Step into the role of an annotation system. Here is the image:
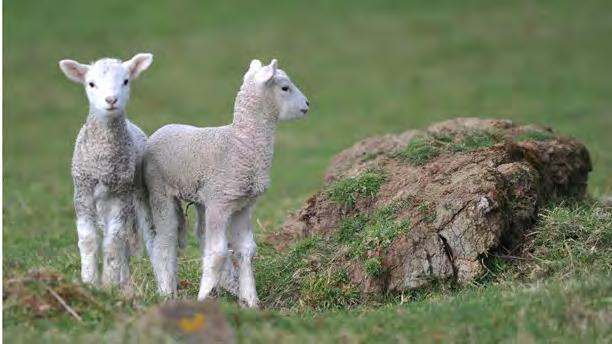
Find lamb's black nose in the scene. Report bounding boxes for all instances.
[306,101,310,106]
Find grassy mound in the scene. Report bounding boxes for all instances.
[256,199,611,312]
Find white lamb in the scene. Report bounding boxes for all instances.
[59,53,155,287]
[144,59,309,307]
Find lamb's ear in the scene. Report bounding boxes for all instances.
[59,59,89,83]
[249,59,262,71]
[124,53,153,79]
[244,59,262,81]
[254,59,277,84]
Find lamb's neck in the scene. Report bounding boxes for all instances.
[232,114,277,168]
[84,111,130,142]
[231,92,278,171]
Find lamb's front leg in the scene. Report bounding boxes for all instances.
[101,195,133,287]
[195,204,239,296]
[74,187,100,285]
[228,205,259,308]
[198,204,231,301]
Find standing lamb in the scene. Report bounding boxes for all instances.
[59,53,155,287]
[144,59,309,307]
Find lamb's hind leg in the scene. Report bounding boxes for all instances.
[196,204,239,296]
[74,187,99,285]
[197,204,231,301]
[149,191,181,296]
[228,205,259,308]
[101,195,133,287]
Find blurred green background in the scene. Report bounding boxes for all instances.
[4,0,612,341]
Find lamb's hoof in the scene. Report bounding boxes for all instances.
[238,297,260,309]
[195,287,220,300]
[81,276,100,286]
[159,293,177,301]
[158,288,178,299]
[101,277,121,290]
[119,282,137,298]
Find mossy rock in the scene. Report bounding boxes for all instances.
[265,118,592,307]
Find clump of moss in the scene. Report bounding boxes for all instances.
[417,202,436,223]
[328,168,387,208]
[377,197,414,218]
[401,136,441,166]
[514,130,554,142]
[449,130,501,153]
[337,216,369,243]
[336,198,413,278]
[400,130,503,166]
[363,258,385,278]
[362,152,381,162]
[353,217,410,258]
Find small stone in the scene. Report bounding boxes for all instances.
[138,299,235,343]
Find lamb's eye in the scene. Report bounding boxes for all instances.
[281,86,290,92]
[123,79,129,86]
[88,82,95,88]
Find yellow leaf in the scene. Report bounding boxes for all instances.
[179,313,206,333]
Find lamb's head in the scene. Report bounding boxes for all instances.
[59,53,153,116]
[243,59,309,121]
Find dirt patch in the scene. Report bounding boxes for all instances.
[266,118,591,296]
[3,269,112,321]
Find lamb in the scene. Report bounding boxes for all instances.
[144,59,310,307]
[59,53,155,287]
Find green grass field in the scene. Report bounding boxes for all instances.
[4,0,612,342]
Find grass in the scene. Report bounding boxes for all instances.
[4,0,612,341]
[298,267,361,310]
[351,214,409,258]
[363,258,385,278]
[338,198,412,259]
[249,200,612,341]
[515,130,555,142]
[401,127,559,166]
[327,168,387,208]
[254,237,322,308]
[230,273,612,343]
[520,200,612,277]
[362,151,382,162]
[401,129,503,165]
[401,136,441,165]
[450,130,502,153]
[476,199,612,287]
[246,197,416,310]
[255,237,362,311]
[417,201,437,223]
